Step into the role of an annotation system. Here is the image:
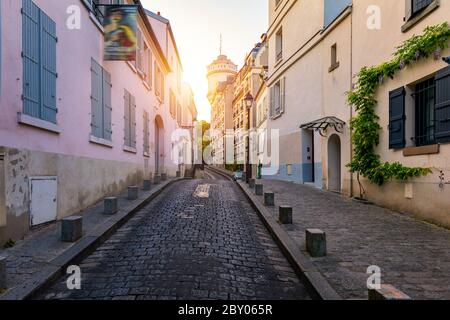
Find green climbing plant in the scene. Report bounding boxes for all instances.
[347,23,450,197]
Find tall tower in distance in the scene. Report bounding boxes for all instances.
[207,37,238,166]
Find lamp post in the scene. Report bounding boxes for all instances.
[244,92,254,183]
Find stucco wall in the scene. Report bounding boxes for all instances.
[0,146,146,243]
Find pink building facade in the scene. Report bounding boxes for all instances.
[0,0,197,242]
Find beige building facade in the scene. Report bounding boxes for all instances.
[266,0,450,227]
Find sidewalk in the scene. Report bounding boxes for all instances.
[0,178,180,299]
[241,179,450,300]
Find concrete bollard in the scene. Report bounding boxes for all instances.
[154,174,161,185]
[143,180,152,191]
[255,184,263,196]
[127,186,139,200]
[279,206,293,224]
[176,171,181,178]
[0,256,6,290]
[104,197,118,215]
[264,192,275,207]
[242,172,247,182]
[248,179,255,189]
[368,284,412,300]
[161,173,167,181]
[61,216,83,242]
[306,229,327,257]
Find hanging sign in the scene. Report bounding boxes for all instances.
[103,5,138,61]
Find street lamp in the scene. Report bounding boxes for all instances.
[244,93,254,183]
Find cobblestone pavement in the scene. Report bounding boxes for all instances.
[36,178,310,300]
[248,179,450,300]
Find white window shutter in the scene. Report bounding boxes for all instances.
[280,77,286,114]
[270,86,275,118]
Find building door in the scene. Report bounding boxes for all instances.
[30,177,57,226]
[155,115,164,173]
[302,130,315,183]
[327,134,341,193]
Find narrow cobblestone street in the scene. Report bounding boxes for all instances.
[36,176,310,300]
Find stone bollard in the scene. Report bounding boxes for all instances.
[264,192,275,207]
[161,173,167,181]
[127,186,139,200]
[248,179,255,189]
[61,216,83,242]
[143,180,152,191]
[306,229,327,257]
[255,184,263,196]
[368,284,412,300]
[154,174,161,185]
[104,197,118,215]
[0,256,6,290]
[242,172,247,182]
[176,171,181,178]
[279,206,293,224]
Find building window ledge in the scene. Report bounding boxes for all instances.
[143,151,150,158]
[402,0,440,33]
[142,80,151,91]
[403,144,440,157]
[127,61,138,74]
[89,12,104,33]
[328,62,340,73]
[89,135,113,148]
[17,113,60,134]
[123,145,137,154]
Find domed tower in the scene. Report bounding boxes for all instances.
[207,55,237,103]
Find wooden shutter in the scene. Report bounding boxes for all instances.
[40,9,57,123]
[280,77,286,114]
[405,0,413,21]
[130,94,137,148]
[22,0,41,119]
[389,87,406,149]
[143,111,149,153]
[435,66,450,143]
[269,86,275,118]
[91,58,103,138]
[124,90,131,146]
[102,69,112,141]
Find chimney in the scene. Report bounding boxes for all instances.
[157,11,161,16]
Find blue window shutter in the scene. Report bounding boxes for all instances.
[435,66,450,143]
[40,10,57,123]
[102,69,112,141]
[22,0,41,119]
[130,95,136,148]
[389,87,406,149]
[91,58,103,138]
[124,90,131,146]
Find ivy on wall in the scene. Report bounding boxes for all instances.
[347,23,450,190]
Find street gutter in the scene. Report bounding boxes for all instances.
[206,166,341,300]
[0,177,186,300]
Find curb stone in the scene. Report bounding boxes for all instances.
[0,178,186,300]
[206,166,341,300]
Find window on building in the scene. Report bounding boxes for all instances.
[414,78,436,147]
[135,28,143,71]
[177,102,182,126]
[89,0,124,25]
[124,90,136,149]
[22,0,57,124]
[411,0,434,15]
[275,28,283,63]
[91,59,112,141]
[143,111,150,155]
[142,42,153,88]
[169,89,176,118]
[270,78,285,118]
[329,43,340,72]
[389,67,450,149]
[154,62,165,102]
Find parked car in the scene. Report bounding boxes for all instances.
[233,171,243,181]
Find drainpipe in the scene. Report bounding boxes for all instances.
[349,9,354,198]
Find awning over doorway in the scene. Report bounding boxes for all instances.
[300,116,346,137]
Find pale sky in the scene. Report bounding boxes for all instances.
[141,0,268,122]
